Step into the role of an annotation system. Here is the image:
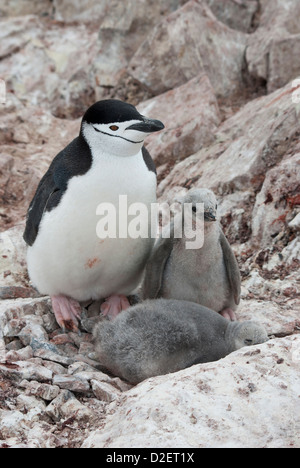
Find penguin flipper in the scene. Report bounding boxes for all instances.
[142,222,175,299]
[23,169,62,247]
[219,230,241,305]
[23,136,91,247]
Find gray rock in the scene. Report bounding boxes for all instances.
[5,346,34,362]
[0,360,52,383]
[158,78,299,198]
[53,374,90,393]
[19,321,49,346]
[91,380,120,403]
[138,74,221,167]
[45,389,94,422]
[251,152,300,247]
[32,344,73,366]
[0,0,53,17]
[128,0,247,97]
[246,0,300,92]
[20,379,61,401]
[67,361,99,375]
[205,0,258,32]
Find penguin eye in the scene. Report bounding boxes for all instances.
[192,206,197,213]
[110,125,119,131]
[244,339,253,345]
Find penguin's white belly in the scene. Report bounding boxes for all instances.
[27,153,156,300]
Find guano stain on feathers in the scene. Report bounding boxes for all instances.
[85,257,101,269]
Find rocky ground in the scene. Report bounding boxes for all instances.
[0,0,299,448]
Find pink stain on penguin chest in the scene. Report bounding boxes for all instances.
[85,257,101,269]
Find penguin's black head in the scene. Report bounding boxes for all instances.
[81,99,164,157]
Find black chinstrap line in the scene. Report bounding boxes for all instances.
[93,126,144,144]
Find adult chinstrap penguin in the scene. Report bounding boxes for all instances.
[24,99,164,331]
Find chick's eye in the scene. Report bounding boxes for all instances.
[110,125,119,131]
[215,204,218,210]
[244,339,253,345]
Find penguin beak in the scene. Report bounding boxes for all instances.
[204,209,217,222]
[126,117,165,133]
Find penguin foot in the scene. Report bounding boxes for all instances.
[100,295,130,320]
[51,295,82,332]
[219,308,237,322]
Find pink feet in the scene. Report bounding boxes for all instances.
[51,295,82,332]
[220,308,237,321]
[100,294,130,320]
[51,294,130,331]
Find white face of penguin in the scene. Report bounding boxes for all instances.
[82,118,163,158]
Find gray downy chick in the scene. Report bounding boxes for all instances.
[93,299,269,384]
[142,188,241,321]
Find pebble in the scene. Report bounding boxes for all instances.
[19,380,61,401]
[53,374,91,393]
[45,390,94,422]
[0,360,53,382]
[91,379,121,402]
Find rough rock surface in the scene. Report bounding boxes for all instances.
[0,95,79,229]
[246,0,300,93]
[138,73,221,168]
[0,0,299,449]
[205,0,259,33]
[128,0,247,98]
[83,336,300,448]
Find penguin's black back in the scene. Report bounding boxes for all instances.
[23,135,92,247]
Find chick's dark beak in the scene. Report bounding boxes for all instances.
[204,209,217,222]
[126,117,164,133]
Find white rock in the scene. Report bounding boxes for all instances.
[159,79,300,197]
[82,336,300,448]
[5,346,33,362]
[281,237,300,264]
[138,74,220,166]
[53,0,109,23]
[20,380,61,401]
[16,394,46,415]
[19,320,49,346]
[53,374,90,393]
[0,224,27,288]
[251,153,300,247]
[46,389,94,422]
[0,334,6,362]
[91,380,121,403]
[205,0,258,32]
[128,0,247,98]
[0,0,53,17]
[0,410,27,439]
[246,0,300,92]
[288,213,300,230]
[237,299,300,336]
[0,360,52,382]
